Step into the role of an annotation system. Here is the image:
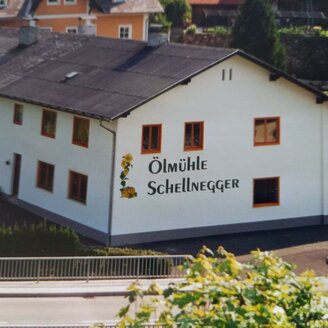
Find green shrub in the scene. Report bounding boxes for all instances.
[117,247,328,327]
[0,222,82,256]
[88,247,166,256]
[204,26,230,34]
[184,24,196,35]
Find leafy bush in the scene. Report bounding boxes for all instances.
[204,26,230,34]
[117,247,328,327]
[0,222,81,256]
[184,24,196,35]
[279,26,328,38]
[88,247,166,257]
[0,222,167,257]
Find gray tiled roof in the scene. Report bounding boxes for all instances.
[0,28,236,119]
[0,28,326,120]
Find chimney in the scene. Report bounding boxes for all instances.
[78,15,97,35]
[148,24,170,47]
[19,17,39,46]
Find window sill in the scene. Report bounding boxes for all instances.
[72,141,89,148]
[253,202,280,208]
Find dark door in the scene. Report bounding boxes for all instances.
[12,153,22,196]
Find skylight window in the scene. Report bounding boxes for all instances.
[65,71,79,80]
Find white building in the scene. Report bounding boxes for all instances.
[0,28,327,245]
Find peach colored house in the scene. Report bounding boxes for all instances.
[0,0,163,41]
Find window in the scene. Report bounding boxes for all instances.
[0,0,7,7]
[119,25,132,39]
[254,117,280,146]
[184,121,204,151]
[64,0,76,4]
[72,117,90,147]
[13,104,23,125]
[40,27,53,32]
[68,171,88,203]
[141,124,161,154]
[37,161,55,192]
[66,27,78,33]
[253,177,279,207]
[41,109,57,138]
[47,0,59,5]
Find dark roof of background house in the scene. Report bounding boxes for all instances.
[0,28,326,120]
[89,0,163,14]
[0,0,162,19]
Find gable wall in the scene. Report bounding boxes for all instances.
[111,55,327,243]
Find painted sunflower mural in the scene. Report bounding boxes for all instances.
[120,153,137,199]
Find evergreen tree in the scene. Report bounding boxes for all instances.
[232,0,286,70]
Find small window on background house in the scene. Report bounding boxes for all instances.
[254,117,280,146]
[37,161,55,192]
[66,27,78,33]
[64,0,76,4]
[68,171,88,203]
[184,121,204,151]
[253,177,279,207]
[0,0,7,6]
[47,0,59,4]
[41,109,57,138]
[141,124,161,154]
[13,104,23,125]
[222,69,225,81]
[72,117,90,147]
[119,25,132,39]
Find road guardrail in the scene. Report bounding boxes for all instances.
[0,255,187,281]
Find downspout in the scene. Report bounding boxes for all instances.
[99,119,116,246]
[320,103,326,225]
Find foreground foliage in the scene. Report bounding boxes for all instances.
[117,247,328,327]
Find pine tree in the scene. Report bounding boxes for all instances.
[232,0,285,70]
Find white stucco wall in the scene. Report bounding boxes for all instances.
[111,55,327,236]
[0,99,114,233]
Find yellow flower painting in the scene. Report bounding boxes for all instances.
[120,153,137,199]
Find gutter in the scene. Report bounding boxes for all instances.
[99,119,116,246]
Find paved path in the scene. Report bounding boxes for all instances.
[0,278,184,297]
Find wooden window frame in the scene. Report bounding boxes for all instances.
[36,161,55,192]
[68,171,88,204]
[141,124,162,154]
[13,104,23,125]
[41,109,57,139]
[72,117,90,148]
[184,121,204,151]
[253,177,280,208]
[118,25,132,39]
[254,117,280,146]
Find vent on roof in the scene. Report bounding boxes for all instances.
[65,71,79,79]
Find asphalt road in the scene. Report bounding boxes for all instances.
[0,296,139,326]
[136,224,328,256]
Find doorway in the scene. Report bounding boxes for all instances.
[12,153,22,196]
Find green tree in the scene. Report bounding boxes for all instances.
[152,0,191,28]
[116,247,328,327]
[232,0,286,70]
